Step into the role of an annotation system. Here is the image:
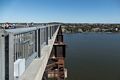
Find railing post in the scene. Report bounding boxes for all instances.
[2,33,14,80]
[44,28,46,43]
[8,33,14,80]
[46,27,48,45]
[38,29,41,57]
[52,26,54,36]
[0,31,5,80]
[50,26,52,39]
[35,30,37,52]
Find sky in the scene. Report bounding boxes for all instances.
[0,0,120,23]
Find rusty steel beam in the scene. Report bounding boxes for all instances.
[43,26,67,80]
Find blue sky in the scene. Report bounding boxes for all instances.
[0,0,120,23]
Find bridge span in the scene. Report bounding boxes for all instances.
[0,24,67,80]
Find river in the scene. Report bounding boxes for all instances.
[64,33,120,80]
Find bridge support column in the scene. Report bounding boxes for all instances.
[43,26,67,80]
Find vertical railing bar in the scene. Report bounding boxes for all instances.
[46,27,48,45]
[0,31,5,80]
[8,33,14,80]
[35,30,37,52]
[16,35,18,60]
[44,28,46,44]
[5,34,9,80]
[14,36,16,61]
[50,26,52,39]
[52,26,53,37]
[38,29,41,57]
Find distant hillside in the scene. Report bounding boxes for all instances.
[61,23,120,33]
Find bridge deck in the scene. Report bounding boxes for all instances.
[19,27,59,80]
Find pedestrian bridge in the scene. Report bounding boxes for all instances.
[0,24,67,80]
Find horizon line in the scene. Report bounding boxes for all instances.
[0,22,120,24]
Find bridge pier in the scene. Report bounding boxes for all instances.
[43,26,67,80]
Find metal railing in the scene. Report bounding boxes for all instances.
[0,24,60,80]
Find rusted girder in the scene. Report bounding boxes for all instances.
[42,25,67,80]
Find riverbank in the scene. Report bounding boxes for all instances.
[61,23,120,33]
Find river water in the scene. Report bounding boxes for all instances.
[64,33,120,80]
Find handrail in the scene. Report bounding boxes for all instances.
[5,27,37,35]
[4,24,60,35]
